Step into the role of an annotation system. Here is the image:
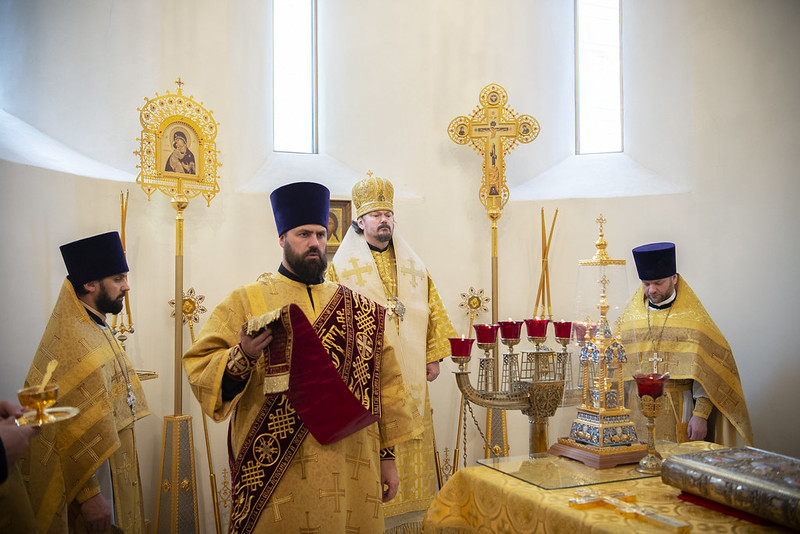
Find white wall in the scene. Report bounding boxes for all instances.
[2,1,798,531]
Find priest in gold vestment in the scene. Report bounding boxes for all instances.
[21,231,149,534]
[183,182,422,533]
[619,242,753,447]
[327,174,457,533]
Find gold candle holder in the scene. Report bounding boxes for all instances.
[498,320,523,391]
[634,373,669,474]
[18,384,59,425]
[448,337,475,371]
[474,324,500,392]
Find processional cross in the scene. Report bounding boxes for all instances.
[449,83,540,457]
[448,83,540,220]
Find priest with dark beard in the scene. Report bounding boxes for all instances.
[21,231,150,534]
[183,182,422,533]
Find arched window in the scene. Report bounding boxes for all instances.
[273,0,317,153]
[575,0,622,154]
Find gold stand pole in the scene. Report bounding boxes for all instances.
[155,193,200,534]
[185,299,222,534]
[201,414,223,534]
[430,408,443,489]
[173,195,186,415]
[484,197,507,458]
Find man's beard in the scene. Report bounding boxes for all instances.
[376,223,392,243]
[96,283,124,315]
[285,243,328,282]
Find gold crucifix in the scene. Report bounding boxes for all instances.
[449,83,540,459]
[448,83,540,217]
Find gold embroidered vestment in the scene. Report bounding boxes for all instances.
[21,279,149,534]
[183,273,422,532]
[328,229,457,525]
[618,277,753,446]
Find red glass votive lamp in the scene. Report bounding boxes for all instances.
[574,322,597,344]
[524,318,549,340]
[634,372,670,398]
[473,323,500,346]
[553,320,572,340]
[498,320,523,340]
[449,337,475,358]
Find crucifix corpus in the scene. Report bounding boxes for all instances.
[448,83,540,457]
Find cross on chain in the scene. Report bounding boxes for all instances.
[400,258,426,289]
[649,352,663,374]
[126,383,137,416]
[448,83,540,213]
[341,257,372,286]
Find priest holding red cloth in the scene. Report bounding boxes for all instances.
[183,182,422,533]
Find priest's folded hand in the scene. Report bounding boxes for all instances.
[238,325,273,360]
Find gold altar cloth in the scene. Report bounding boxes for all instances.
[424,441,791,533]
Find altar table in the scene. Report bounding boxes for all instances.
[423,442,790,533]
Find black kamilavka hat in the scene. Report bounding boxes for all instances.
[270,182,330,236]
[60,231,129,286]
[632,242,676,280]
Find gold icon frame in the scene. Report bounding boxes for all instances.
[136,80,221,206]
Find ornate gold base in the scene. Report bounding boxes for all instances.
[549,437,647,470]
[636,451,663,474]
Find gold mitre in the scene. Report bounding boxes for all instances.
[353,171,394,218]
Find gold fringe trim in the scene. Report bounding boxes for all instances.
[262,372,290,394]
[384,521,423,534]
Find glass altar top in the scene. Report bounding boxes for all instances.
[477,441,718,491]
[477,453,654,490]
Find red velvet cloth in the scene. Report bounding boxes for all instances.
[677,492,774,526]
[276,303,378,445]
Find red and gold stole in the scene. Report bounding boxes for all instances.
[229,286,385,533]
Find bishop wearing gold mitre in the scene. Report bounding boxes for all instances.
[183,182,422,533]
[327,173,458,532]
[618,242,753,447]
